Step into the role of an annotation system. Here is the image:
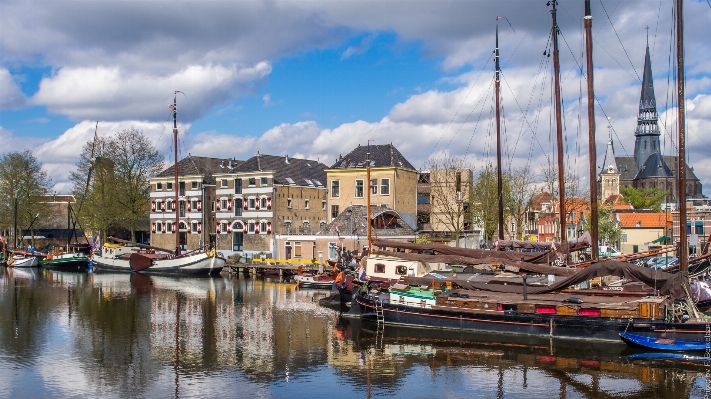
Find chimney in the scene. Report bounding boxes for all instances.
[285,154,290,164]
[257,152,261,171]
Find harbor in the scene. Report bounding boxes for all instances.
[1,268,709,399]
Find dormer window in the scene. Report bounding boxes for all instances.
[191,181,198,189]
[156,182,162,190]
[221,179,228,188]
[167,182,173,190]
[248,178,256,186]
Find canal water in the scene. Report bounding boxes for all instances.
[0,266,708,399]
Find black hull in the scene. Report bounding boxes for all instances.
[40,260,89,272]
[347,290,707,343]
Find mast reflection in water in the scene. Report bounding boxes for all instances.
[0,266,708,398]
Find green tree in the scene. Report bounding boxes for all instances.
[620,185,666,211]
[71,128,163,242]
[0,151,53,247]
[471,165,511,244]
[506,166,537,240]
[585,202,622,246]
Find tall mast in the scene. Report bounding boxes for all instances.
[172,92,180,256]
[495,17,504,241]
[675,0,688,289]
[366,141,372,253]
[550,1,567,248]
[584,0,599,262]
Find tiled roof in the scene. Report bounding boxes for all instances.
[319,205,415,237]
[604,194,633,209]
[233,154,327,187]
[155,156,240,184]
[330,144,415,170]
[615,212,671,228]
[616,155,699,182]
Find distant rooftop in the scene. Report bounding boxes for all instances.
[330,143,415,170]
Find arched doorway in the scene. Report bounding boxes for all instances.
[232,222,244,251]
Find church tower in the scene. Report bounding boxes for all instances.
[633,42,661,168]
[599,137,621,201]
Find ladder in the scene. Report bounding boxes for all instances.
[374,299,384,325]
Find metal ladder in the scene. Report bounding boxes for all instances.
[374,299,384,325]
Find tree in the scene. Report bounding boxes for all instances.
[585,202,622,247]
[71,127,163,241]
[620,185,666,211]
[427,159,472,247]
[0,151,53,247]
[505,166,538,240]
[471,165,511,244]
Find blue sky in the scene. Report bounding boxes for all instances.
[1,0,710,194]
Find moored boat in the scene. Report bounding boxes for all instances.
[620,332,709,352]
[7,255,39,268]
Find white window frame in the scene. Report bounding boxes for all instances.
[305,199,310,209]
[370,178,378,195]
[380,178,390,195]
[355,179,364,198]
[331,180,340,198]
[221,179,228,188]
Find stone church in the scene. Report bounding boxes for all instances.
[599,42,703,204]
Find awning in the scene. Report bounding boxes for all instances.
[651,235,669,244]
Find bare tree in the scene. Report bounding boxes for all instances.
[471,165,511,245]
[505,166,538,240]
[427,158,472,247]
[0,151,52,247]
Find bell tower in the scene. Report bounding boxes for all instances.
[633,37,661,169]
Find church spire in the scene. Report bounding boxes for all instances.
[633,41,661,169]
[601,136,618,174]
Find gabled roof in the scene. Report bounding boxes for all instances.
[330,143,415,170]
[617,155,700,182]
[600,138,618,174]
[154,156,240,184]
[615,212,671,229]
[233,154,327,187]
[604,194,633,210]
[319,205,415,237]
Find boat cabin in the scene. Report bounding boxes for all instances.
[364,255,435,282]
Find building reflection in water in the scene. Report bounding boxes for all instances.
[0,266,708,399]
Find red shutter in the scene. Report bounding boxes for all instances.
[227,199,232,210]
[197,223,201,233]
[227,223,232,233]
[171,201,176,211]
[151,201,156,211]
[243,200,248,210]
[267,222,272,233]
[255,223,260,234]
[243,223,248,233]
[255,200,260,210]
[187,201,191,211]
[151,223,156,232]
[197,200,202,211]
[161,202,166,211]
[216,224,221,233]
[171,224,176,233]
[267,197,272,209]
[216,200,221,210]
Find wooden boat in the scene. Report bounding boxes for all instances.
[39,252,90,271]
[7,255,39,268]
[619,332,709,352]
[92,94,225,275]
[294,272,334,289]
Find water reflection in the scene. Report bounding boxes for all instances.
[0,266,708,399]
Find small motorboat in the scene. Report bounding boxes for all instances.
[7,255,39,268]
[294,272,334,289]
[619,332,709,352]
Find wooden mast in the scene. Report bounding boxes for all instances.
[367,141,372,253]
[675,0,688,289]
[495,17,504,241]
[550,1,567,250]
[172,92,180,256]
[584,0,599,262]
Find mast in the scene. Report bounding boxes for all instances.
[172,92,180,256]
[366,141,372,253]
[584,0,599,262]
[550,1,567,249]
[675,0,688,289]
[495,17,504,241]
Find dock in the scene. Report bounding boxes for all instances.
[225,258,329,277]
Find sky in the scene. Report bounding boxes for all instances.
[1,0,710,195]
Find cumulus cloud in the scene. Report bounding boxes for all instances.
[32,62,271,122]
[0,68,27,109]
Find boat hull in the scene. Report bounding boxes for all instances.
[93,253,225,275]
[347,290,708,343]
[40,256,89,271]
[8,256,39,268]
[619,332,709,351]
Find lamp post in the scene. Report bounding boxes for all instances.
[13,189,19,248]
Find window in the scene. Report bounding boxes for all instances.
[166,222,173,233]
[221,199,227,210]
[696,222,704,235]
[234,199,243,216]
[191,199,198,211]
[322,200,327,211]
[260,197,267,209]
[303,221,309,229]
[285,221,292,232]
[235,179,242,194]
[355,180,364,198]
[331,205,339,220]
[248,177,256,186]
[221,179,228,188]
[179,201,185,217]
[248,222,255,233]
[331,180,340,198]
[221,222,227,234]
[374,263,385,273]
[294,242,302,257]
[320,221,327,230]
[249,198,255,209]
[167,182,173,190]
[287,198,292,208]
[381,178,390,195]
[260,221,267,233]
[305,199,310,209]
[211,201,216,212]
[261,177,268,186]
[396,265,408,275]
[370,179,378,195]
[417,193,430,204]
[191,221,198,233]
[191,181,198,189]
[156,182,162,190]
[622,233,628,243]
[179,182,185,196]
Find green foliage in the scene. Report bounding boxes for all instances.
[0,151,53,246]
[585,202,622,245]
[71,128,164,241]
[620,185,666,211]
[471,166,512,242]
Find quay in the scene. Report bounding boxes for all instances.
[224,258,328,277]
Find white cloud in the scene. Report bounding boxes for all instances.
[0,68,26,109]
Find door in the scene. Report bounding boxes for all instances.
[285,245,292,260]
[233,232,243,251]
[179,232,187,250]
